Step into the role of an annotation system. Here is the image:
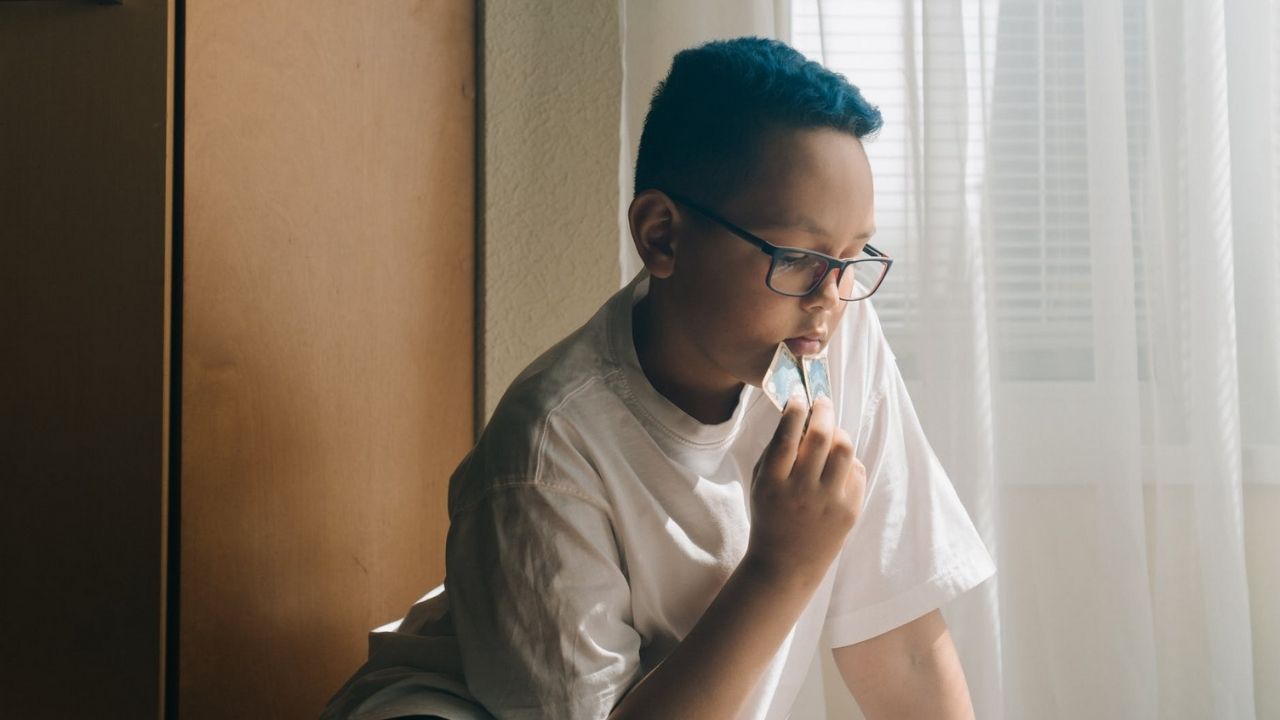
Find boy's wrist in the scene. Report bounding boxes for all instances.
[739,546,830,593]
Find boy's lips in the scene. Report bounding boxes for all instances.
[784,331,827,357]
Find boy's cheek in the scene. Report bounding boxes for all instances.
[732,319,794,373]
[721,307,780,345]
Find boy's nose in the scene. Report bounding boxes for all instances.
[801,266,843,309]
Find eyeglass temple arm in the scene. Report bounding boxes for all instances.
[665,189,891,264]
[661,191,778,253]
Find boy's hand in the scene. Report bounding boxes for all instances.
[746,392,866,584]
[608,394,865,720]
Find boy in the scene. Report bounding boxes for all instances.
[323,37,995,720]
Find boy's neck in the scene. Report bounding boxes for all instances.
[632,292,744,425]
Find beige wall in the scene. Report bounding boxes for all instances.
[481,4,1279,718]
[480,0,622,420]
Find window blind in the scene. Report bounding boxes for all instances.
[792,0,1154,382]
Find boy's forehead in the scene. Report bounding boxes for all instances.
[723,127,875,240]
[749,211,876,240]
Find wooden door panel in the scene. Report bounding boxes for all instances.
[0,1,173,717]
[181,1,474,716]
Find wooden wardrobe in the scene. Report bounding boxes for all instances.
[1,1,475,717]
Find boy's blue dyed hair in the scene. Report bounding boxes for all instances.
[634,37,882,204]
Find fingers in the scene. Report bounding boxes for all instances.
[760,388,808,479]
[819,428,855,488]
[791,395,835,483]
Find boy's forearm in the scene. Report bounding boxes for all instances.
[834,612,976,720]
[606,554,826,720]
[852,648,975,720]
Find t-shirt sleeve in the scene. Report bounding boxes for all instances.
[446,480,643,720]
[824,352,997,649]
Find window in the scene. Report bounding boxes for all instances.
[792,0,1154,383]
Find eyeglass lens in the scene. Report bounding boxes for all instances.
[768,251,887,300]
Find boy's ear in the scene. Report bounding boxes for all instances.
[628,190,680,279]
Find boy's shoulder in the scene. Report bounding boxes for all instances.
[449,292,630,516]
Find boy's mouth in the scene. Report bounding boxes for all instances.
[784,333,826,357]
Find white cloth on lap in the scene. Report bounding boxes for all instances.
[322,585,493,720]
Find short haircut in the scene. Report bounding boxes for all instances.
[634,36,883,205]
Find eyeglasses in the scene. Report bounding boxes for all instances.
[662,191,893,302]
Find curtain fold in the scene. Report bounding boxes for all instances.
[896,1,1009,716]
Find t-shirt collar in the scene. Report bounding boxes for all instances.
[606,270,759,449]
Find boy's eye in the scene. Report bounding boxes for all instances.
[769,251,832,295]
[775,251,814,269]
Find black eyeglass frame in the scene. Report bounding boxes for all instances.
[661,190,893,301]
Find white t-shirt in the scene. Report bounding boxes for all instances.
[322,271,996,720]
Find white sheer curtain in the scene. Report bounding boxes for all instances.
[791,0,1272,718]
[620,0,1277,718]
